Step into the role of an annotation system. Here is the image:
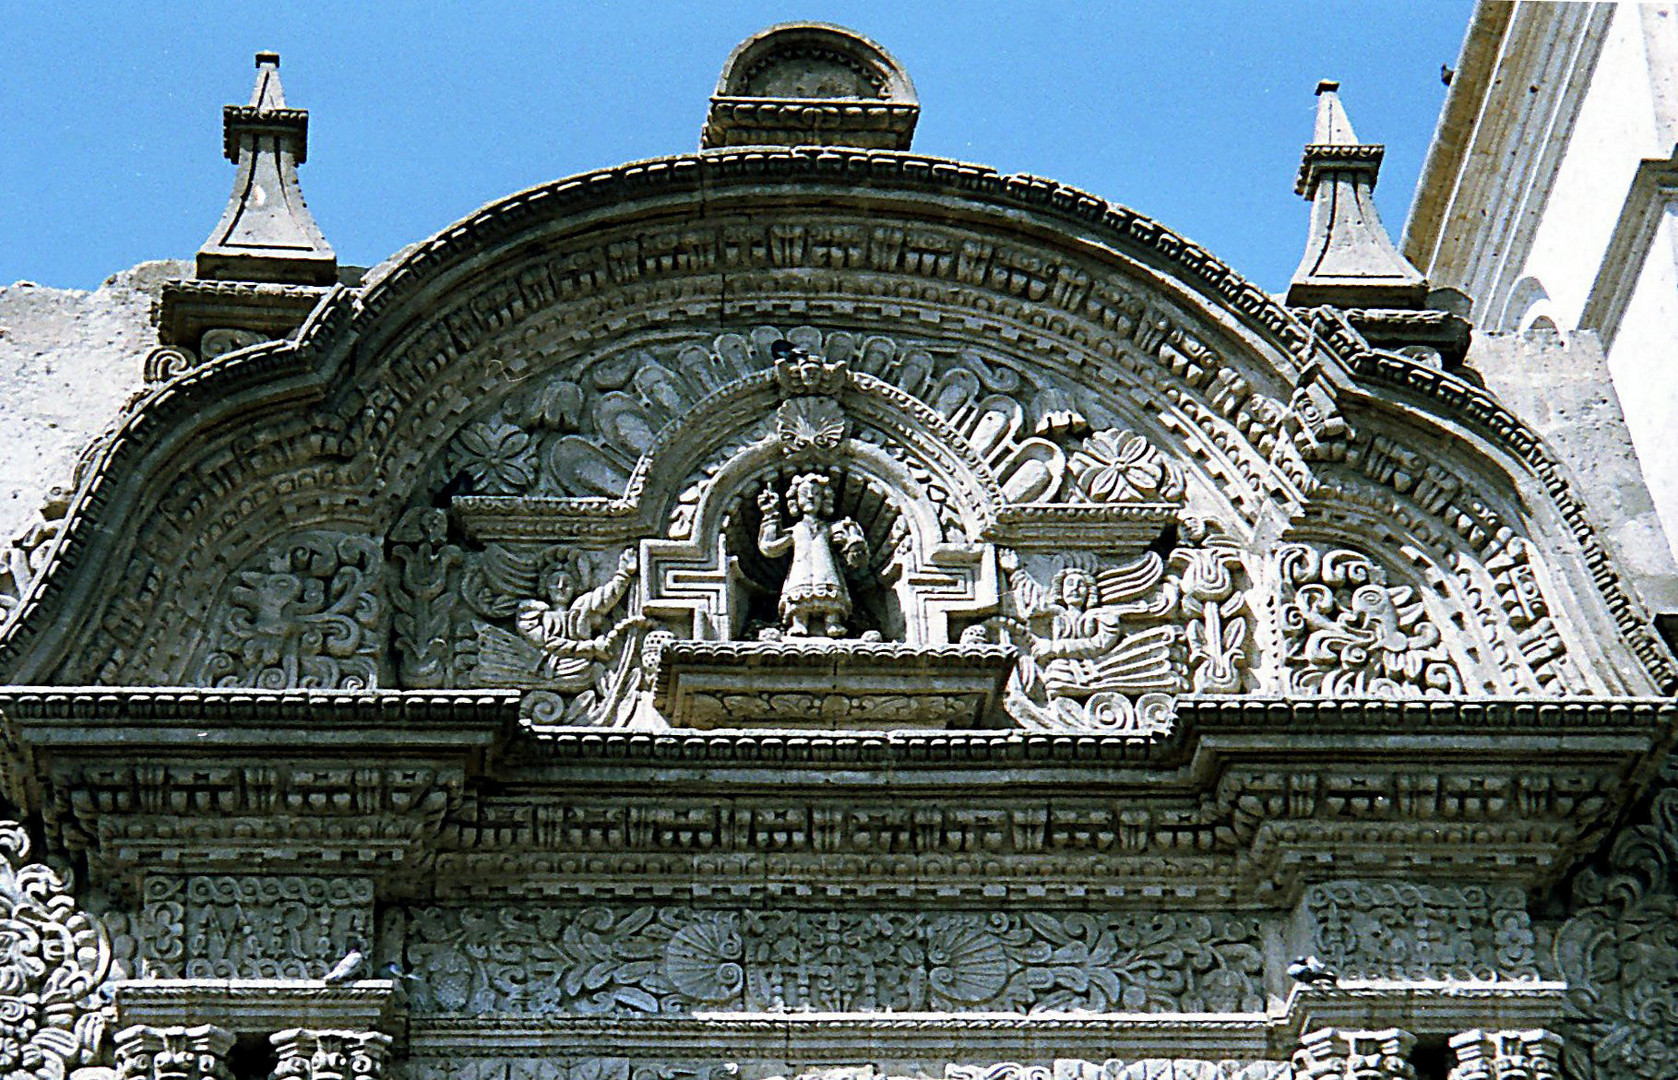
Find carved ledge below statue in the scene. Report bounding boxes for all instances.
[648,636,1016,728]
[1279,981,1566,1047]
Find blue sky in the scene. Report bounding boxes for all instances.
[2,2,1472,293]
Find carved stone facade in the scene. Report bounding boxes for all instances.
[3,16,1678,1080]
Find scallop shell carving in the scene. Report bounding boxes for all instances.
[663,912,745,1004]
[925,916,1009,1005]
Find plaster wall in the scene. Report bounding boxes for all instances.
[1605,207,1678,559]
[1516,4,1662,329]
[0,262,174,547]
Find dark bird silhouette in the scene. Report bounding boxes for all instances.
[1441,65,1455,86]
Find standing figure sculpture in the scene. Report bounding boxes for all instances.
[757,473,868,638]
[516,548,645,688]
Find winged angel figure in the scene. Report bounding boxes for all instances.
[972,549,1185,731]
[1009,550,1179,692]
[474,548,649,722]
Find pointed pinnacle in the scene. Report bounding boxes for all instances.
[1312,79,1358,146]
[250,51,287,112]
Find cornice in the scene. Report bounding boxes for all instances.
[1580,145,1678,348]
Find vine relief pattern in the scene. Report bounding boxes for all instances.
[0,821,113,1080]
[138,875,373,979]
[402,905,1264,1016]
[197,531,384,689]
[1277,544,1461,697]
[1302,881,1537,981]
[947,1064,1286,1080]
[438,326,1188,508]
[1554,757,1678,1080]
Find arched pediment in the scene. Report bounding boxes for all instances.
[0,146,1669,727]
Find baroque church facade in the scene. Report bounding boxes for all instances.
[3,9,1677,1080]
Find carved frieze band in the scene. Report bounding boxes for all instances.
[401,905,1264,1016]
[139,875,373,979]
[1302,880,1538,981]
[406,1060,1287,1080]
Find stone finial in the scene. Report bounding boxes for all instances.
[1287,80,1427,309]
[701,23,918,150]
[196,52,337,285]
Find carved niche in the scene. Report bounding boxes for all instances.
[387,324,1262,731]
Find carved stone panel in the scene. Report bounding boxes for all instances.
[139,875,373,979]
[197,531,385,689]
[401,905,1264,1016]
[1553,758,1678,1080]
[1301,880,1538,981]
[1277,544,1461,697]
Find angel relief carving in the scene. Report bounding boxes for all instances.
[467,546,648,724]
[966,523,1250,732]
[515,549,649,681]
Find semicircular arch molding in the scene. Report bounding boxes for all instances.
[0,148,1667,710]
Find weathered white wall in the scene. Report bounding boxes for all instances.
[0,262,178,549]
[1517,5,1662,329]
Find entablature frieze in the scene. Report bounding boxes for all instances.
[4,689,1670,901]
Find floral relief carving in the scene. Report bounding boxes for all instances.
[1067,428,1184,505]
[1277,544,1461,697]
[401,905,1263,1016]
[946,1063,1287,1080]
[404,1060,735,1080]
[1554,757,1678,1080]
[197,531,384,689]
[0,821,113,1080]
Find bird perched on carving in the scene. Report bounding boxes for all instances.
[1287,955,1338,985]
[323,945,366,984]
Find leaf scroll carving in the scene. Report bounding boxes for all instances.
[197,531,384,689]
[401,904,1263,1016]
[1554,757,1678,1080]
